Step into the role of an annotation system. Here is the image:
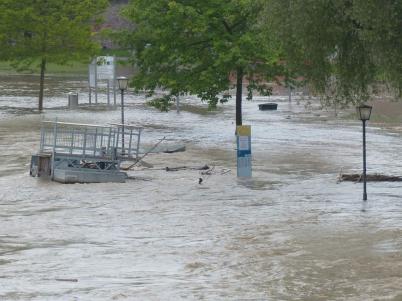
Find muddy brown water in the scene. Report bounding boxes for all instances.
[0,75,402,300]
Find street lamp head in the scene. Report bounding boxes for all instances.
[117,76,129,91]
[357,104,372,121]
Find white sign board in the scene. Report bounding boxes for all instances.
[96,56,115,80]
[88,56,117,105]
[238,136,250,151]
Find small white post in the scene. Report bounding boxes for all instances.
[51,118,58,180]
[95,58,98,104]
[88,63,92,105]
[89,87,92,105]
[107,80,110,106]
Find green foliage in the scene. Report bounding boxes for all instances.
[0,0,108,68]
[147,95,175,112]
[119,0,284,110]
[0,0,109,109]
[353,0,402,95]
[269,0,402,106]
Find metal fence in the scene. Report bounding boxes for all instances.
[40,121,142,161]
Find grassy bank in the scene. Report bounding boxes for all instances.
[0,51,130,77]
[100,48,131,57]
[341,99,402,125]
[0,61,88,76]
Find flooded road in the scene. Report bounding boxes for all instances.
[0,75,402,300]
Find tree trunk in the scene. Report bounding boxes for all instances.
[236,68,243,126]
[38,57,46,111]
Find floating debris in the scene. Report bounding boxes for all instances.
[165,165,209,172]
[55,278,78,282]
[120,137,166,171]
[259,103,278,111]
[338,173,402,182]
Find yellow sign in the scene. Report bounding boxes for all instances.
[236,125,251,136]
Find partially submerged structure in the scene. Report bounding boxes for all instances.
[30,121,142,183]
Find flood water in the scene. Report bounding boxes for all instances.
[0,75,402,300]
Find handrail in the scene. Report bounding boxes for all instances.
[39,120,142,160]
[42,121,111,129]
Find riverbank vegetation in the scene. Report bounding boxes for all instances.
[113,0,401,124]
[0,61,88,76]
[0,0,108,110]
[0,0,400,117]
[270,0,402,107]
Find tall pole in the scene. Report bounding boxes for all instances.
[362,120,367,201]
[113,56,117,106]
[39,57,46,111]
[236,68,243,126]
[288,86,292,102]
[121,89,125,154]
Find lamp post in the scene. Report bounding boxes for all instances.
[357,104,372,201]
[117,76,128,154]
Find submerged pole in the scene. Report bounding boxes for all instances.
[121,89,125,154]
[362,120,367,201]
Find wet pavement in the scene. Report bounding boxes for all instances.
[0,75,402,300]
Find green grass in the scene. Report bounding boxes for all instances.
[342,111,402,124]
[0,49,131,76]
[0,61,88,76]
[46,62,88,75]
[100,48,131,57]
[369,114,402,124]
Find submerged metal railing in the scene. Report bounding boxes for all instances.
[40,121,142,161]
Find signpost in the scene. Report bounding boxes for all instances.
[96,56,115,80]
[236,125,252,178]
[88,61,97,104]
[88,56,116,106]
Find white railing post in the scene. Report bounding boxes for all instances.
[93,128,98,156]
[70,128,74,154]
[83,127,87,157]
[51,120,58,180]
[128,128,133,157]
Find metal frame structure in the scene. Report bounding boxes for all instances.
[40,121,142,159]
[33,121,142,182]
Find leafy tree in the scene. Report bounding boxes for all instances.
[268,0,402,107]
[353,0,402,95]
[119,0,284,125]
[0,0,109,111]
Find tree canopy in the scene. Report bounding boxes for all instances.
[268,0,402,106]
[0,0,108,110]
[120,0,401,117]
[120,0,284,125]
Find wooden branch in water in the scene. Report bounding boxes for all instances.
[338,173,402,182]
[165,165,210,172]
[55,278,78,282]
